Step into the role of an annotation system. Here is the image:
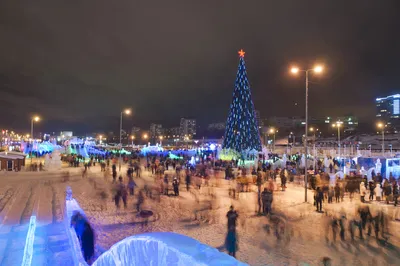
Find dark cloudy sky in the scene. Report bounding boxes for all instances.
[1,1,400,134]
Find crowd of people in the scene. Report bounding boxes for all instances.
[65,150,399,264]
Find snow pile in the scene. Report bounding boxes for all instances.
[92,232,247,266]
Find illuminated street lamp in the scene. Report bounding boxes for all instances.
[30,116,40,141]
[377,122,385,155]
[159,136,163,146]
[99,135,103,145]
[269,128,277,152]
[119,109,131,170]
[30,116,40,164]
[131,135,135,147]
[290,65,324,202]
[332,121,343,159]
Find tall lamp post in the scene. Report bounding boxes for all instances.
[291,65,323,202]
[131,135,135,147]
[159,136,163,146]
[377,123,385,156]
[332,121,342,159]
[119,109,131,171]
[143,134,148,146]
[269,128,277,152]
[30,116,40,164]
[309,127,318,170]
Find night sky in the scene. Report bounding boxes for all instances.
[1,1,400,134]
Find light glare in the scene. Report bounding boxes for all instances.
[314,65,323,73]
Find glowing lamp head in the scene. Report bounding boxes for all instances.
[159,136,163,140]
[269,128,275,134]
[377,123,384,128]
[314,65,323,73]
[131,135,135,140]
[143,134,148,139]
[124,109,131,115]
[33,116,40,122]
[309,127,314,132]
[290,67,299,74]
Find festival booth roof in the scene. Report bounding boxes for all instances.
[92,232,247,266]
[0,151,26,160]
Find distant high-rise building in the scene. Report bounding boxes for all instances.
[376,94,400,130]
[149,123,163,139]
[207,122,226,131]
[164,127,180,139]
[179,118,196,138]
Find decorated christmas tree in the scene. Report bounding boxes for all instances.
[222,49,262,153]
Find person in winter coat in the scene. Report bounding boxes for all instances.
[393,181,399,206]
[226,206,238,230]
[261,188,269,214]
[374,183,382,201]
[334,183,341,203]
[81,221,95,263]
[328,187,334,203]
[281,174,287,191]
[118,177,128,209]
[172,177,180,196]
[368,181,375,201]
[315,187,324,212]
[70,211,87,241]
[163,174,169,195]
[185,170,191,191]
[137,190,144,212]
[225,228,238,258]
[359,182,367,203]
[264,189,273,214]
[384,182,392,204]
[128,176,137,196]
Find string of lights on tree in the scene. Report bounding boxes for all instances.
[222,49,262,153]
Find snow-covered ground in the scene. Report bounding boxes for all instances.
[72,165,400,266]
[0,165,399,265]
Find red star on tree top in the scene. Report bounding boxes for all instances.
[238,49,245,57]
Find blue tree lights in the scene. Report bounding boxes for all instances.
[222,49,262,153]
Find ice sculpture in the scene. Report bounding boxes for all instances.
[282,154,287,167]
[300,154,306,169]
[44,150,62,170]
[375,159,382,175]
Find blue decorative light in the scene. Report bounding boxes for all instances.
[21,216,37,266]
